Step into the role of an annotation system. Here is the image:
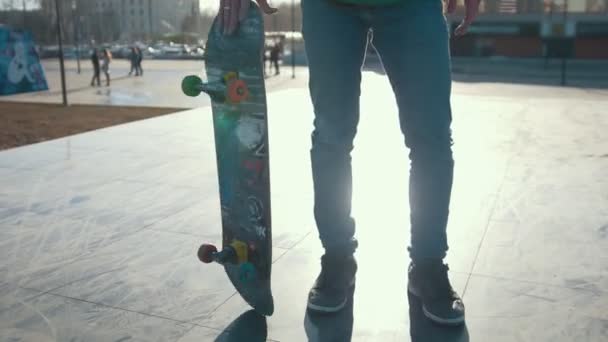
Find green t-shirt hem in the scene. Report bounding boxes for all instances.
[332,0,405,6]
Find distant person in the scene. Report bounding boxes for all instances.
[90,48,101,87]
[135,47,144,76]
[263,46,270,76]
[128,47,139,76]
[101,48,112,86]
[270,42,281,75]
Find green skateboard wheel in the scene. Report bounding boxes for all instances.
[182,75,203,97]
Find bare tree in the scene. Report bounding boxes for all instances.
[263,3,302,33]
[1,0,18,10]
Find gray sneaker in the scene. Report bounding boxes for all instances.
[307,254,357,313]
[408,260,465,326]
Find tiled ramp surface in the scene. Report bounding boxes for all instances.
[1,75,607,341]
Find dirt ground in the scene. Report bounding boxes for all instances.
[0,102,183,150]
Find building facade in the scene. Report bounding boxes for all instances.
[450,0,608,58]
[75,0,199,42]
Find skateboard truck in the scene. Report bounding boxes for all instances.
[198,240,256,282]
[182,73,249,104]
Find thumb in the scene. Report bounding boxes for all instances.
[256,0,278,14]
[454,22,468,37]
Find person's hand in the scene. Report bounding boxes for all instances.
[446,0,480,37]
[219,0,278,35]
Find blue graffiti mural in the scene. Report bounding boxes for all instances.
[0,26,48,96]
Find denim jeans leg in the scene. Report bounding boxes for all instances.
[302,0,369,255]
[370,0,454,261]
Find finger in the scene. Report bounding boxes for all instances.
[464,0,479,24]
[462,12,476,30]
[454,23,468,36]
[447,0,457,13]
[239,0,250,22]
[223,0,234,34]
[228,0,240,34]
[256,0,278,14]
[218,0,225,30]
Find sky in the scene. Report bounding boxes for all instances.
[201,0,298,12]
[1,0,37,10]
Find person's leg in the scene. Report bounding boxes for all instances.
[302,0,368,313]
[263,54,268,75]
[91,68,97,86]
[370,0,464,325]
[371,0,452,262]
[303,0,368,259]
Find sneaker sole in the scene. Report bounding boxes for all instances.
[421,306,465,326]
[408,283,465,326]
[307,280,355,313]
[306,297,348,313]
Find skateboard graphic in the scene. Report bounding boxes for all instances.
[182,3,274,316]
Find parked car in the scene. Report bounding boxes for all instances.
[160,43,191,59]
[38,45,90,59]
[110,44,131,59]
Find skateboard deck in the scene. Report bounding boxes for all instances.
[181,2,273,316]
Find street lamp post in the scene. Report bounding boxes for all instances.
[291,0,295,79]
[55,0,68,106]
[72,0,81,74]
[561,0,569,86]
[543,0,555,69]
[22,0,27,29]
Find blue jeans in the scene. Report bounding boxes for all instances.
[302,0,454,261]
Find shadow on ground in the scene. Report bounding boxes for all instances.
[301,285,469,342]
[214,310,268,342]
[304,286,355,342]
[408,293,469,342]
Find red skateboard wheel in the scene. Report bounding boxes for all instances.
[227,79,249,103]
[198,244,218,264]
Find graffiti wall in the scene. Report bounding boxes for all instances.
[0,25,48,96]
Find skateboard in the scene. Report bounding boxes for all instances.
[181,2,274,316]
